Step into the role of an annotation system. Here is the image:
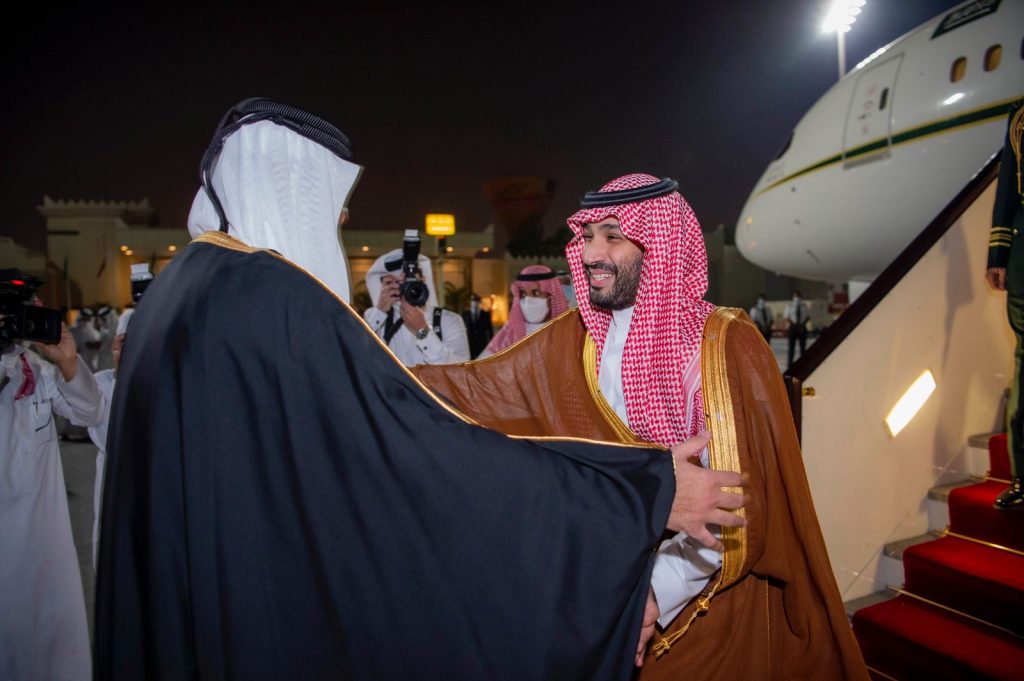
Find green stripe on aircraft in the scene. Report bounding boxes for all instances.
[755,97,1021,197]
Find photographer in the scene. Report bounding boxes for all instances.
[1,269,102,680]
[364,241,470,367]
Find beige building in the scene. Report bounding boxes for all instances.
[39,197,190,309]
[36,197,563,325]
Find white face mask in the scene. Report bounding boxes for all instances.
[470,301,480,313]
[520,296,550,324]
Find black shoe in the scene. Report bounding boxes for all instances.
[994,478,1024,510]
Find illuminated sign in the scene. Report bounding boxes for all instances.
[425,214,456,236]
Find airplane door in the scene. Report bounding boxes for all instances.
[843,55,902,167]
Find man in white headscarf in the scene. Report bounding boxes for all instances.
[95,100,719,681]
[364,245,470,366]
[1,271,104,681]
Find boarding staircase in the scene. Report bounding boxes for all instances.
[846,433,1024,679]
[777,152,1024,679]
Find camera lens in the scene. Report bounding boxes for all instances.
[401,280,430,307]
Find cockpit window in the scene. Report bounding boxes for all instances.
[984,45,1002,72]
[950,56,966,83]
[774,131,793,160]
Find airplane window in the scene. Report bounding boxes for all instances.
[879,88,889,110]
[950,57,966,83]
[984,45,1002,72]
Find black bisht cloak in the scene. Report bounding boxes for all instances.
[94,233,675,680]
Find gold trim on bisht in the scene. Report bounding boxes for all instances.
[653,307,748,658]
[582,333,641,444]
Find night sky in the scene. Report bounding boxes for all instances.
[2,1,960,254]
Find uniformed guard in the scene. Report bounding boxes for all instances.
[985,97,1024,509]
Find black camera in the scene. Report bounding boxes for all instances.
[0,269,62,351]
[130,263,154,303]
[398,230,430,307]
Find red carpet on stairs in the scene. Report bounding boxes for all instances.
[902,536,1024,633]
[852,433,1024,678]
[853,595,1024,681]
[990,433,1012,480]
[948,480,1024,551]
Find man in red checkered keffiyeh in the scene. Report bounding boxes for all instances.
[566,173,723,665]
[480,264,570,358]
[566,173,715,447]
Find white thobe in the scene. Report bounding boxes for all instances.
[0,347,103,680]
[88,369,116,567]
[364,305,470,367]
[597,306,723,627]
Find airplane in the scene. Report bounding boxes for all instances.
[736,0,1024,287]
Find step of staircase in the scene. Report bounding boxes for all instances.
[949,480,1024,552]
[928,479,980,531]
[986,432,1012,480]
[903,535,1024,634]
[844,590,896,623]
[848,432,1024,677]
[883,531,941,560]
[852,594,1024,680]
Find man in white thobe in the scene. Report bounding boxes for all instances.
[364,250,470,367]
[1,313,103,680]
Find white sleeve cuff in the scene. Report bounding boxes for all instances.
[650,531,723,628]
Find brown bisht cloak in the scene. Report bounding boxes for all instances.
[415,308,869,680]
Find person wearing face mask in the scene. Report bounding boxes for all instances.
[784,290,810,369]
[748,293,773,344]
[478,265,569,359]
[462,293,493,359]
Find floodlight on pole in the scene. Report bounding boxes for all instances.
[821,0,866,79]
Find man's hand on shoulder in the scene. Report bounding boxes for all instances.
[667,431,746,551]
[986,267,1007,291]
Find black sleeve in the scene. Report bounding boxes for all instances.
[989,102,1022,269]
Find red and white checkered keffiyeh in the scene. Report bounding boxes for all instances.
[484,265,570,355]
[566,173,715,446]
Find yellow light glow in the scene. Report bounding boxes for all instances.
[425,213,456,236]
[168,245,177,252]
[361,245,369,252]
[445,246,454,253]
[885,370,936,437]
[124,249,134,256]
[120,245,128,251]
[482,246,490,253]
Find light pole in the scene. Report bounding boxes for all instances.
[822,0,866,80]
